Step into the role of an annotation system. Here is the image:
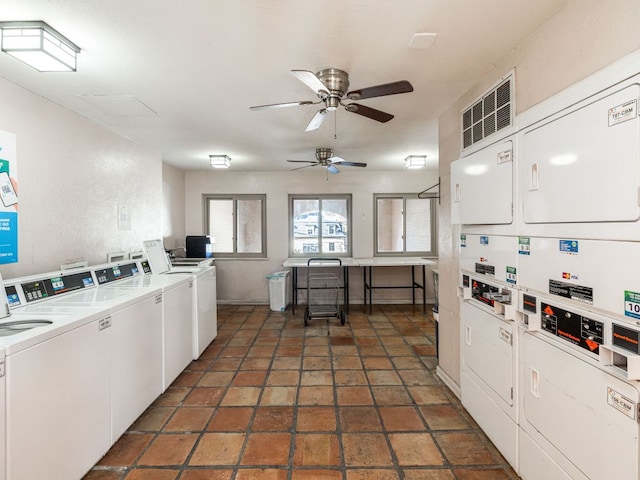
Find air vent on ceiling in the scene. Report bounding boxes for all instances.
[462,74,513,149]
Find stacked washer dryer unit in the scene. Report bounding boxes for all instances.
[513,56,640,480]
[451,125,521,471]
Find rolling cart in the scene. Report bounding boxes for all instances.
[304,258,346,326]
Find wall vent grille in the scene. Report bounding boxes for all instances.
[462,75,513,149]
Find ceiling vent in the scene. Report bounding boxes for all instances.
[462,73,513,149]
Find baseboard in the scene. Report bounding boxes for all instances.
[436,365,461,399]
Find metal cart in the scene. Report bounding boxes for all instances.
[304,258,346,326]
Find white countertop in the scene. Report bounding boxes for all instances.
[283,257,437,267]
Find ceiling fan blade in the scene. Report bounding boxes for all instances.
[326,164,340,174]
[305,109,329,131]
[346,80,413,100]
[332,161,367,168]
[291,70,330,97]
[287,160,318,164]
[250,100,315,110]
[345,103,394,123]
[290,163,318,171]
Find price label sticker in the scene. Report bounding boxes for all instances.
[625,291,640,320]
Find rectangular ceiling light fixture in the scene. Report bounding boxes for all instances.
[405,155,427,169]
[0,21,80,72]
[209,155,231,169]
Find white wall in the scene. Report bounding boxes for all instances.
[185,169,439,304]
[437,0,640,388]
[162,162,186,251]
[0,76,164,279]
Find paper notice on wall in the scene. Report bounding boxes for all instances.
[0,130,18,264]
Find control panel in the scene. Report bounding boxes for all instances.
[540,301,604,355]
[94,262,140,285]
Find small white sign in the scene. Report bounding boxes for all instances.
[607,387,636,420]
[608,99,637,126]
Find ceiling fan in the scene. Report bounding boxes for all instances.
[250,68,413,131]
[288,148,367,174]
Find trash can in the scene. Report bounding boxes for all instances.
[266,270,290,312]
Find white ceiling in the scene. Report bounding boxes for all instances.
[0,0,566,171]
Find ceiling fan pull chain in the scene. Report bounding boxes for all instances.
[334,111,337,140]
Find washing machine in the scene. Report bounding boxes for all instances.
[38,262,164,443]
[171,263,217,359]
[107,257,194,390]
[143,239,215,360]
[1,268,112,480]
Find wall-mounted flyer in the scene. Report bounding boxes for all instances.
[0,130,18,264]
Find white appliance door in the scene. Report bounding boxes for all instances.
[451,138,514,225]
[111,296,163,442]
[522,333,640,480]
[461,301,515,408]
[194,269,217,359]
[163,280,194,389]
[461,301,518,467]
[522,83,640,224]
[6,319,110,480]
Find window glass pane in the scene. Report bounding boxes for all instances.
[406,198,431,252]
[293,199,319,255]
[321,198,348,254]
[377,198,404,253]
[237,199,262,253]
[208,199,234,252]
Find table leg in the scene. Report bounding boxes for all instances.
[411,266,416,306]
[422,265,427,314]
[291,267,297,315]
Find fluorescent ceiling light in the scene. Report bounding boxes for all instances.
[405,155,427,169]
[0,21,80,72]
[209,155,231,169]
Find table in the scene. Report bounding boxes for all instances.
[283,257,438,314]
[355,257,438,314]
[282,258,357,314]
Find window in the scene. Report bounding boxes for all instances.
[204,194,266,258]
[290,194,351,257]
[374,193,437,256]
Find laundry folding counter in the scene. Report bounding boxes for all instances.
[357,257,436,313]
[282,258,357,314]
[283,257,437,313]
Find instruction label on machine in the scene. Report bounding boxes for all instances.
[559,239,579,255]
[506,266,517,284]
[460,234,466,248]
[549,279,594,305]
[518,237,530,255]
[625,290,640,320]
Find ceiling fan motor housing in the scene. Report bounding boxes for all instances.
[316,68,349,110]
[316,147,334,162]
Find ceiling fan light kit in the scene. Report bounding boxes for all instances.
[250,67,413,131]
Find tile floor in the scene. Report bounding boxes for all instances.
[83,304,520,480]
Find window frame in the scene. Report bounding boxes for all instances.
[289,193,352,258]
[373,192,437,257]
[203,193,267,258]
